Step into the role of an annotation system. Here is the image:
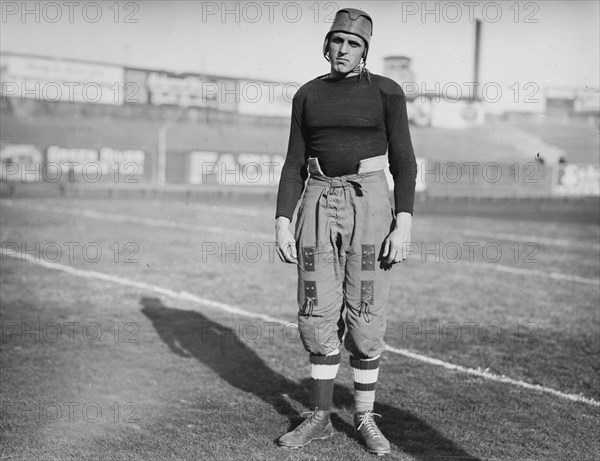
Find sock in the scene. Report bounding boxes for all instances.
[350,355,380,413]
[309,349,340,410]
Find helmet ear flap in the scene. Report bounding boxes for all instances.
[322,35,331,62]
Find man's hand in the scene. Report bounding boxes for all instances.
[382,212,412,264]
[275,216,298,264]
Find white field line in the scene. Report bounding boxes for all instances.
[384,345,600,407]
[2,199,267,218]
[0,249,284,324]
[7,199,598,250]
[2,200,272,241]
[3,200,599,286]
[2,248,599,408]
[463,229,600,251]
[174,202,265,217]
[114,200,268,218]
[466,262,599,286]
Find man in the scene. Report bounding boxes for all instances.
[275,7,417,456]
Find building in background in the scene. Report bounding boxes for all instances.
[383,55,485,129]
[545,86,600,121]
[0,52,290,186]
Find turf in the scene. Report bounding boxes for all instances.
[1,197,599,460]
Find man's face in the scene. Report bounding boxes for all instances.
[327,32,365,76]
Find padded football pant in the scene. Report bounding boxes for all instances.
[295,161,394,359]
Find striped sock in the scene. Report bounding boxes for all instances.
[309,349,340,410]
[350,355,380,413]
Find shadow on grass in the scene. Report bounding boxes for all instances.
[329,381,481,460]
[141,297,480,460]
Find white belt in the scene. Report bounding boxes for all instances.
[308,154,387,176]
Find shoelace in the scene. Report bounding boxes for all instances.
[356,410,383,439]
[295,410,320,432]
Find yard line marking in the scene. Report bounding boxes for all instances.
[3,248,599,408]
[4,200,599,286]
[384,345,600,407]
[173,202,266,217]
[466,262,599,286]
[463,230,600,251]
[1,200,272,241]
[0,249,284,324]
[10,199,597,250]
[4,198,269,218]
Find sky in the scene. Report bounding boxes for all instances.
[1,0,599,112]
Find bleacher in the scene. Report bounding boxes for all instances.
[1,53,598,207]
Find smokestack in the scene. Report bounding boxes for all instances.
[473,19,482,101]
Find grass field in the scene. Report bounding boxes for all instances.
[1,195,599,460]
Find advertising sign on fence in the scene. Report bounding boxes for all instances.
[146,71,238,112]
[0,144,43,182]
[46,146,145,181]
[1,54,124,105]
[552,163,600,196]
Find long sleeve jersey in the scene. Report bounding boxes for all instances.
[275,72,417,220]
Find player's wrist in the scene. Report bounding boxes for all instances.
[275,216,291,232]
[394,212,412,229]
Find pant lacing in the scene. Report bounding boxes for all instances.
[358,299,373,323]
[345,180,364,196]
[322,179,364,206]
[302,297,315,318]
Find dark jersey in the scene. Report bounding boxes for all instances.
[276,73,417,220]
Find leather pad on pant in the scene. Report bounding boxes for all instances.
[304,280,318,306]
[361,280,374,304]
[302,246,316,272]
[361,245,376,271]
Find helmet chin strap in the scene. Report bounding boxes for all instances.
[354,59,372,85]
[325,63,371,85]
